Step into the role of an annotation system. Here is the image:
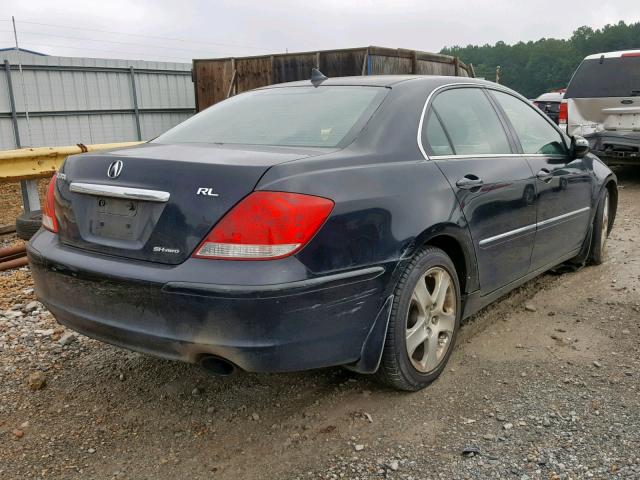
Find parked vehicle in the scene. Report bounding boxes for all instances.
[562,50,640,166]
[533,90,564,124]
[28,75,617,391]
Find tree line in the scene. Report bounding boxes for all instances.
[441,21,640,98]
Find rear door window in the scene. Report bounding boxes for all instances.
[565,56,640,98]
[491,90,568,156]
[428,88,512,156]
[423,111,454,156]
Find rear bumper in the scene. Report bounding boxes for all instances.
[27,230,393,372]
[585,131,640,165]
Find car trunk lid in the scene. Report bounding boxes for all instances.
[55,142,329,264]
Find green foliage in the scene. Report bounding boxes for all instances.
[441,21,640,98]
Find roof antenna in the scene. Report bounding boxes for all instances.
[311,68,328,86]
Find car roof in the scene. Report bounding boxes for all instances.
[535,91,564,102]
[259,75,496,89]
[584,49,640,60]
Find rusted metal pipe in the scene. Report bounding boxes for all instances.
[0,255,28,271]
[0,243,26,258]
[0,252,25,262]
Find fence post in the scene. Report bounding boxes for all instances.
[129,66,142,141]
[5,59,40,213]
[4,60,20,148]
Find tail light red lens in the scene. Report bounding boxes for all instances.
[559,101,568,121]
[42,173,58,233]
[193,191,334,260]
[558,100,568,131]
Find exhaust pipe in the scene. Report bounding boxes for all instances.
[199,355,236,376]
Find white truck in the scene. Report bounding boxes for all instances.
[561,49,640,166]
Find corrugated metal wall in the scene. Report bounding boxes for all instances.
[0,51,195,149]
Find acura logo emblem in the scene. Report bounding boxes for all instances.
[107,160,123,179]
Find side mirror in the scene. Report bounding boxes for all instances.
[572,135,590,159]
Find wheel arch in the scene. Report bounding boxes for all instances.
[410,229,479,295]
[604,176,618,234]
[349,229,477,375]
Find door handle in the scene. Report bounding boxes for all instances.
[536,168,553,183]
[456,175,484,190]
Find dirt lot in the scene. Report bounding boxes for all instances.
[1,168,639,480]
[0,180,49,227]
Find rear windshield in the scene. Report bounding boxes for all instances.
[534,101,560,113]
[565,56,640,98]
[154,86,387,148]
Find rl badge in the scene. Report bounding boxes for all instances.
[196,187,219,197]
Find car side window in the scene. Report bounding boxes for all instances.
[429,88,512,156]
[491,90,568,156]
[423,111,454,156]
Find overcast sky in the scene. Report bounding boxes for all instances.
[2,0,639,63]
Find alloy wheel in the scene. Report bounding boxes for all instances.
[405,267,456,373]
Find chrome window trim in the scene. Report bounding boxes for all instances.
[430,154,523,160]
[487,87,572,152]
[70,182,170,202]
[428,153,569,160]
[479,206,591,246]
[416,82,517,161]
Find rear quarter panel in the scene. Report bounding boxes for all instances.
[257,155,478,292]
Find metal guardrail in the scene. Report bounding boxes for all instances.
[0,142,144,183]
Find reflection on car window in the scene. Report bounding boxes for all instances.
[430,88,511,156]
[492,90,567,156]
[424,111,454,155]
[154,86,386,148]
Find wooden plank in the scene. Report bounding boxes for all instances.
[361,48,369,75]
[226,70,237,98]
[273,53,317,83]
[194,59,234,110]
[192,63,199,113]
[270,55,275,83]
[236,56,273,93]
[321,49,367,77]
[0,224,16,235]
[193,46,473,107]
[369,55,412,75]
[367,46,413,59]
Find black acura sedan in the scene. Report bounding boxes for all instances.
[28,75,617,391]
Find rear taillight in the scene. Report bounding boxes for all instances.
[193,191,334,260]
[42,174,58,233]
[621,52,640,57]
[558,100,568,131]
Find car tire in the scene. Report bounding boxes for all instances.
[16,210,43,241]
[588,189,610,265]
[377,246,461,391]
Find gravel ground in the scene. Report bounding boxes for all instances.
[1,167,639,480]
[0,180,48,227]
